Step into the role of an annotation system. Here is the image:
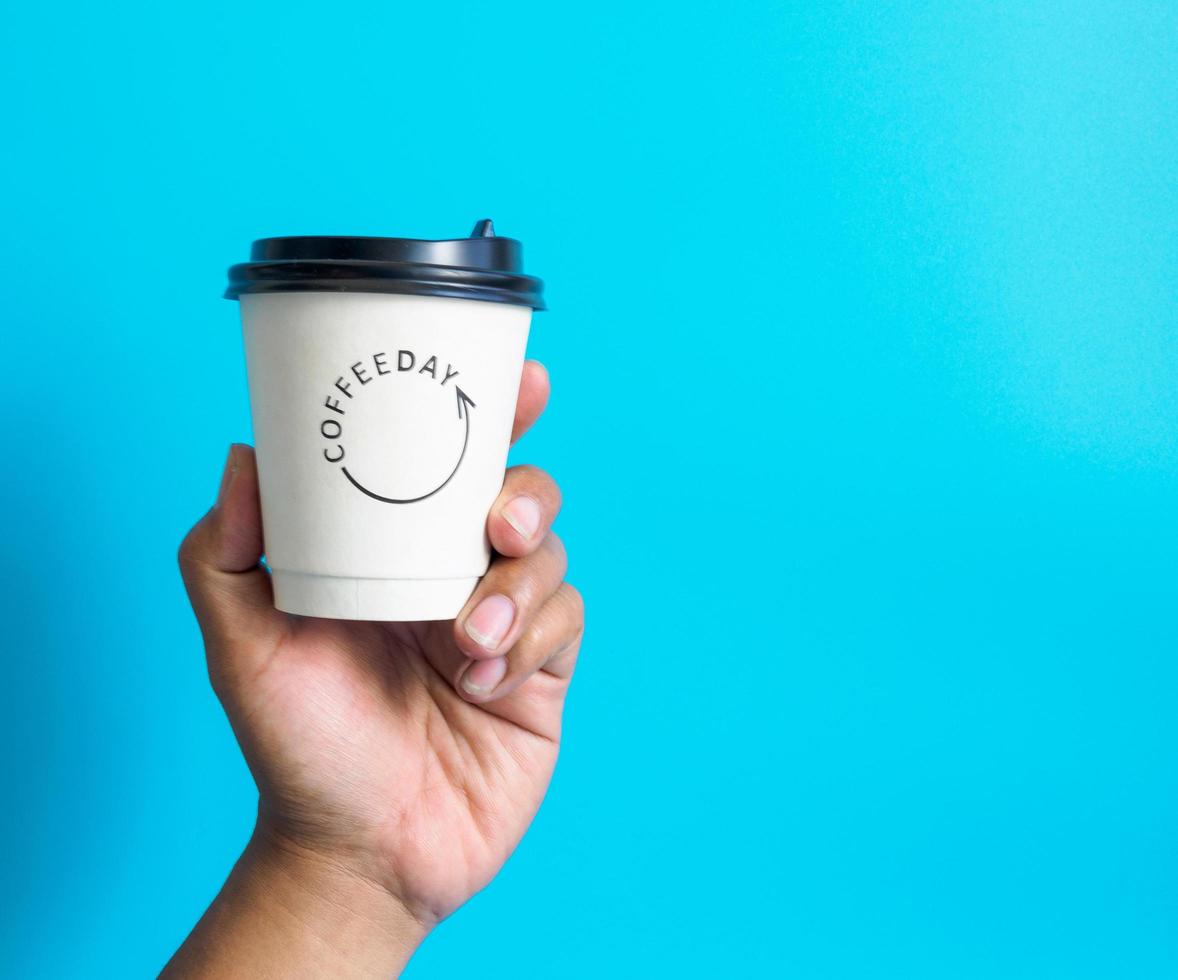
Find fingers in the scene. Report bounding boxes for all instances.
[510,360,550,445]
[455,583,584,704]
[487,465,562,558]
[448,531,584,703]
[178,445,279,652]
[472,584,584,698]
[450,361,579,706]
[454,533,567,660]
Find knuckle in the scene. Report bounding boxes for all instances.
[515,568,552,609]
[495,543,566,611]
[559,582,585,624]
[543,529,566,560]
[547,476,563,513]
[503,463,543,491]
[177,526,202,574]
[531,583,584,642]
[506,464,562,510]
[541,533,568,581]
[517,609,565,664]
[514,585,585,673]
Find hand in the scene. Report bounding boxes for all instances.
[166,362,583,977]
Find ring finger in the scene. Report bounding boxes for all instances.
[452,532,568,672]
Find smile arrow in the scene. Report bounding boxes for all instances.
[341,387,476,505]
[455,386,476,419]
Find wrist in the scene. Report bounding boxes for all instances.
[247,821,433,970]
[164,820,431,978]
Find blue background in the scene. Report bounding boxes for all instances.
[2,2,1176,976]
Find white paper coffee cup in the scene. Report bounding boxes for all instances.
[226,221,544,621]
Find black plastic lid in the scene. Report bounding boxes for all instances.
[225,219,544,310]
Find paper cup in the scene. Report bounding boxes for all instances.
[226,222,544,621]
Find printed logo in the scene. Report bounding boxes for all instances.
[319,349,475,504]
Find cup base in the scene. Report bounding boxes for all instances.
[271,570,480,622]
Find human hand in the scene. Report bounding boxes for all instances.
[166,362,583,977]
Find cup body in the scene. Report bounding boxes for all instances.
[239,290,531,620]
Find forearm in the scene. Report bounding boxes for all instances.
[162,823,429,979]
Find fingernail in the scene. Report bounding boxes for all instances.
[502,495,542,541]
[215,445,240,506]
[464,595,515,652]
[461,656,508,696]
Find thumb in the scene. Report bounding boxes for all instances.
[179,444,279,652]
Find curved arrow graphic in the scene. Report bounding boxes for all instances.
[340,387,476,504]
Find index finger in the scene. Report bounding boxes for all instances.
[511,360,550,445]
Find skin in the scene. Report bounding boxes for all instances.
[165,361,584,978]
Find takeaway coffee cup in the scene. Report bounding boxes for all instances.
[225,219,545,621]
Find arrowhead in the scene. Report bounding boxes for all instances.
[455,387,476,419]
